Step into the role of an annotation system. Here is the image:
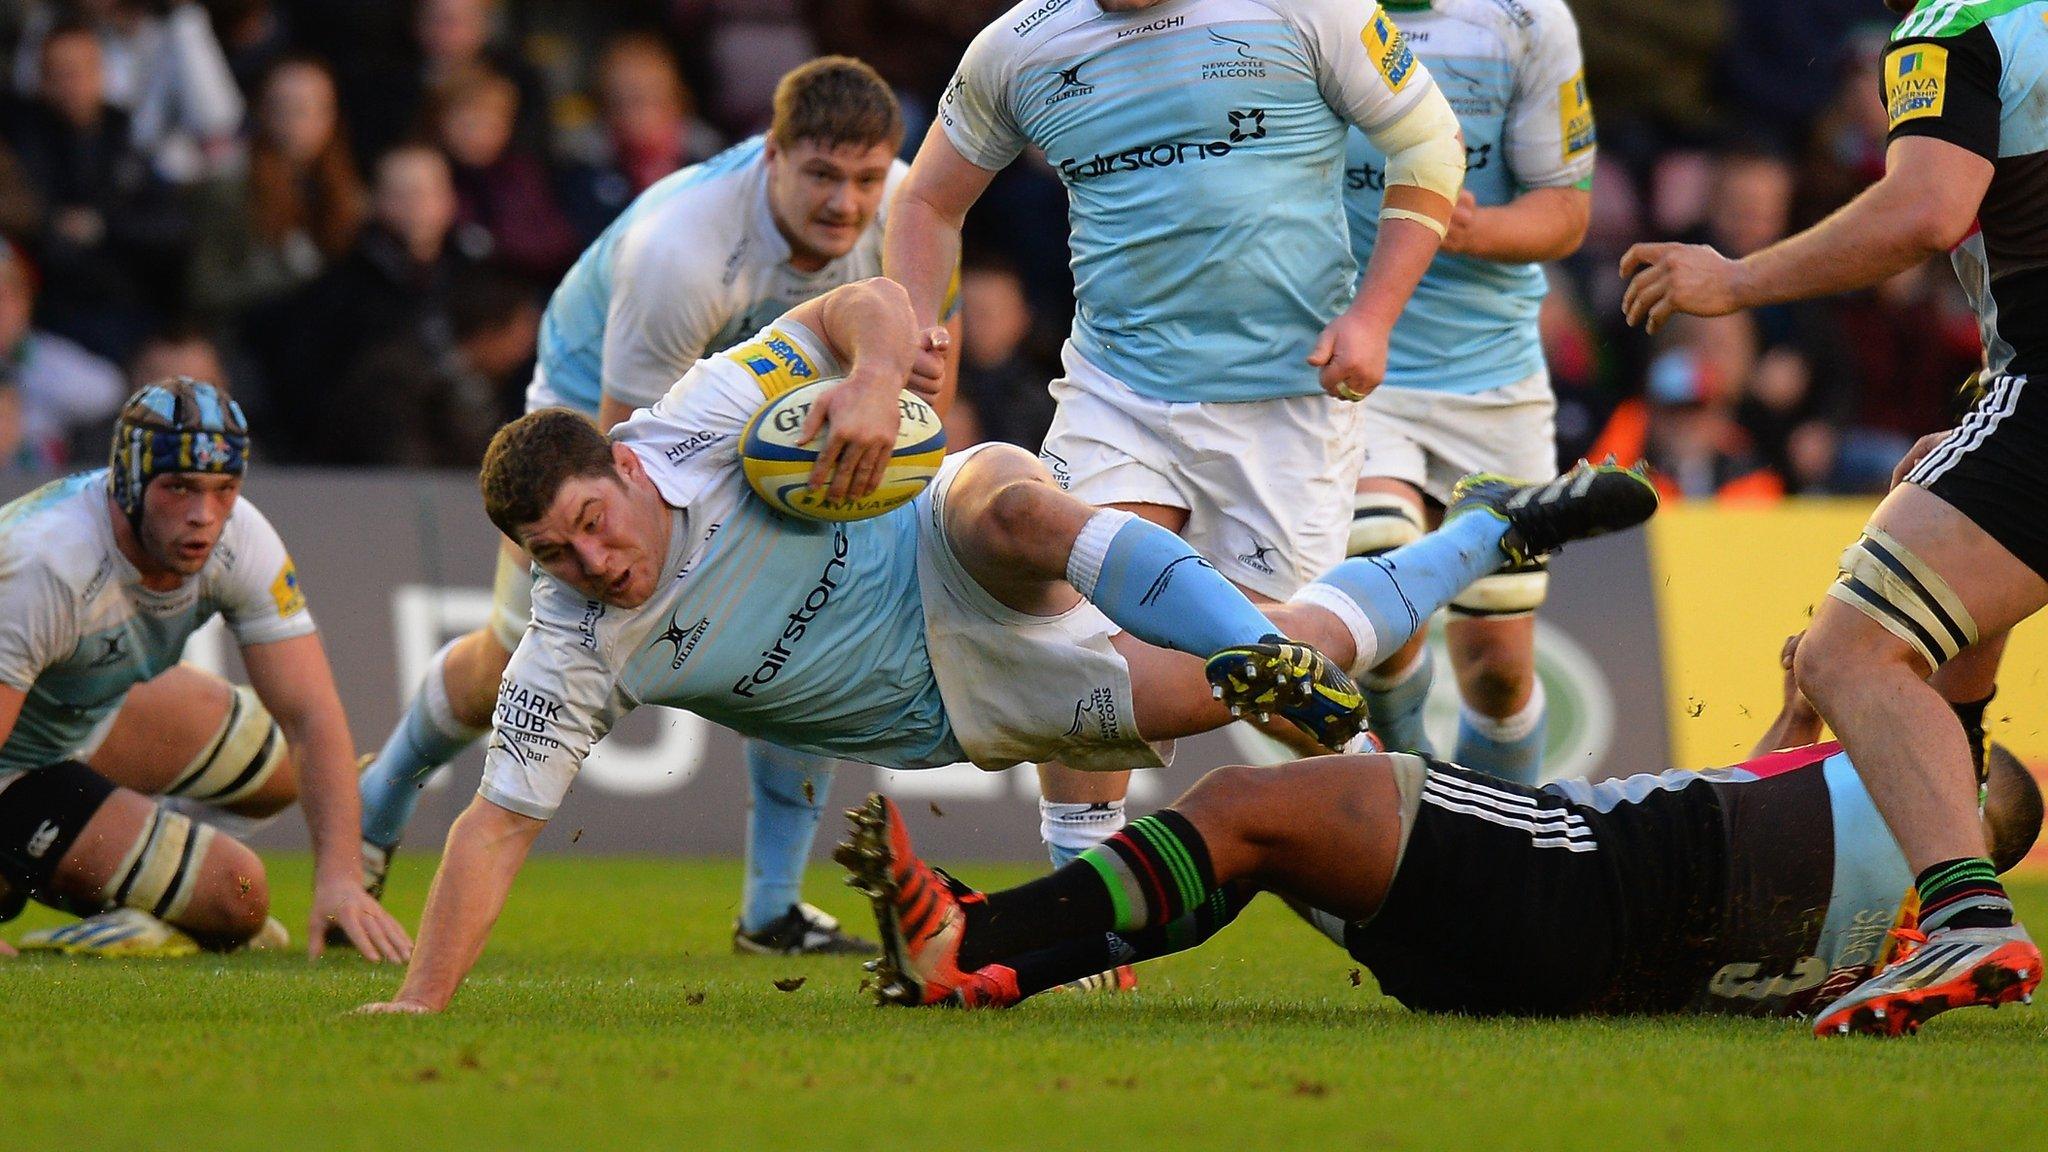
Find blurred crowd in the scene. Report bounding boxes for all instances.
[0,0,1986,498]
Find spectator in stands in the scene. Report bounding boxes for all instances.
[265,142,469,458]
[1792,27,1890,232]
[10,0,245,182]
[1717,0,1878,148]
[952,258,1054,453]
[427,64,576,283]
[130,324,228,393]
[0,237,126,467]
[1636,313,1782,502]
[318,268,535,467]
[558,32,722,239]
[339,0,550,164]
[208,0,297,97]
[187,55,366,322]
[0,379,40,474]
[8,19,188,364]
[0,138,46,241]
[1827,259,1986,492]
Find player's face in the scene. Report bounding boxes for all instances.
[519,466,665,609]
[764,138,896,268]
[138,473,242,576]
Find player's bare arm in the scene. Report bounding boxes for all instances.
[1443,185,1591,263]
[359,795,542,1013]
[242,633,412,963]
[1620,136,1991,333]
[883,127,996,331]
[1750,633,1826,758]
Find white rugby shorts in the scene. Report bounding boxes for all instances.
[1357,370,1558,505]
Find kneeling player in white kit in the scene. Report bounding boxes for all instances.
[356,279,1655,1013]
[0,379,409,961]
[353,58,957,955]
[1343,0,1596,782]
[887,0,1469,867]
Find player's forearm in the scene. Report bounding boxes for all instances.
[1726,175,1962,311]
[821,278,920,384]
[283,707,365,887]
[1453,186,1591,263]
[883,191,963,330]
[1346,207,1444,332]
[393,796,542,1011]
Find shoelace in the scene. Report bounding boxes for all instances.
[1889,926,1929,963]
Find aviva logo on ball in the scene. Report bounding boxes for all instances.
[741,377,946,522]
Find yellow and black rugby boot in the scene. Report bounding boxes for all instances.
[1203,636,1367,751]
[1447,458,1659,566]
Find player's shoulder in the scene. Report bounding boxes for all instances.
[0,473,112,591]
[971,0,1096,63]
[1429,0,1576,52]
[1891,0,2038,43]
[616,139,763,263]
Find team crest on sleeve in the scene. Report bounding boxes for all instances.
[1363,9,1416,94]
[1558,71,1596,159]
[1883,44,1948,128]
[722,328,817,399]
[269,558,306,617]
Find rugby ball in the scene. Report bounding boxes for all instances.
[740,376,946,522]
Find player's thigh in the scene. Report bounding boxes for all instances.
[88,664,236,794]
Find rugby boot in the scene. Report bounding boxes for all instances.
[836,794,974,1006]
[1812,923,2040,1037]
[1447,458,1660,566]
[18,908,201,958]
[733,901,877,956]
[1205,637,1367,750]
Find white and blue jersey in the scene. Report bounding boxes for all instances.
[941,0,1442,403]
[531,136,908,414]
[1343,0,1594,394]
[482,323,962,821]
[0,473,316,776]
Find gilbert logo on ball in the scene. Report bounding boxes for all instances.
[741,377,946,522]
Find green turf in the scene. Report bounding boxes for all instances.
[7,857,2047,1150]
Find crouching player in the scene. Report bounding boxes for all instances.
[0,379,410,960]
[356,279,1655,1013]
[845,637,2042,1033]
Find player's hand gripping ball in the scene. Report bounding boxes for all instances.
[741,377,946,521]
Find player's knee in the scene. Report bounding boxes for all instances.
[167,685,294,815]
[978,471,1071,563]
[190,836,269,945]
[1459,659,1532,716]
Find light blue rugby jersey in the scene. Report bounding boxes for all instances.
[1344,0,1594,395]
[532,137,905,414]
[481,323,959,821]
[941,0,1439,403]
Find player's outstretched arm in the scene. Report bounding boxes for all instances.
[883,125,995,331]
[785,278,929,503]
[243,633,413,963]
[1620,136,1991,333]
[359,795,543,1014]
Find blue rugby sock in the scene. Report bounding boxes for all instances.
[1066,512,1274,656]
[360,640,485,849]
[1294,512,1508,671]
[1365,651,1436,756]
[1454,685,1548,785]
[740,740,835,933]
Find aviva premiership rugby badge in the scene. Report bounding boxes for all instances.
[1559,70,1595,159]
[1364,9,1414,94]
[1884,44,1947,128]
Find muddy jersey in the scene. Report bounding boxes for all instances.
[1344,0,1594,394]
[535,136,909,413]
[941,0,1442,402]
[480,322,961,821]
[0,472,315,773]
[1883,1,2048,377]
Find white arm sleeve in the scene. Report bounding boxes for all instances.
[477,580,623,821]
[936,24,1028,173]
[0,558,73,693]
[1503,0,1597,191]
[600,215,731,411]
[1284,0,1437,134]
[213,500,319,647]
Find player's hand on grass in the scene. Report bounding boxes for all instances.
[0,937,15,958]
[353,998,436,1015]
[311,872,413,964]
[801,366,906,503]
[1619,242,1744,334]
[907,325,949,399]
[1890,430,1950,489]
[1309,309,1391,403]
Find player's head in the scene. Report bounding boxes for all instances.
[107,377,250,576]
[1984,743,2044,874]
[763,56,900,268]
[480,408,669,608]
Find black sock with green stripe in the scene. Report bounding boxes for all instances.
[959,810,1217,972]
[1916,856,2014,933]
[992,882,1257,1000]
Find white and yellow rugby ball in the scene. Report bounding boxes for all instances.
[740,376,946,522]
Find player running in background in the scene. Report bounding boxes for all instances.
[842,636,2042,1024]
[886,0,1467,869]
[354,278,1655,1014]
[0,379,409,961]
[353,57,957,955]
[1620,0,2048,1034]
[1342,0,1595,782]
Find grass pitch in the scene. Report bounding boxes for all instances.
[7,855,2047,1151]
